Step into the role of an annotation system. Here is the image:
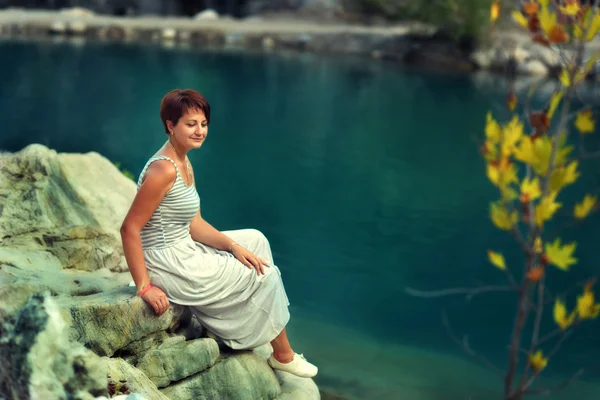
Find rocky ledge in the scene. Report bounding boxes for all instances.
[0,144,319,400]
[2,8,600,78]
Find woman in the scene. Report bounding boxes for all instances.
[120,88,317,378]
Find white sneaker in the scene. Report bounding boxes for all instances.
[267,353,318,378]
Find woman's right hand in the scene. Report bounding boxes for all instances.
[142,286,170,316]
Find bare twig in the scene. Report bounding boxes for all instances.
[404,284,517,301]
[516,277,546,393]
[442,310,504,377]
[505,277,532,396]
[523,368,585,396]
[543,275,600,306]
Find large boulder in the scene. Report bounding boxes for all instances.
[56,286,186,357]
[0,144,135,273]
[0,293,108,399]
[254,343,321,400]
[161,352,281,400]
[135,337,220,388]
[104,357,169,400]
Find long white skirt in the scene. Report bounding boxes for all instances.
[142,229,291,350]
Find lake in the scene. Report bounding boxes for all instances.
[1,38,600,399]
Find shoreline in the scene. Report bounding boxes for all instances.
[1,7,595,78]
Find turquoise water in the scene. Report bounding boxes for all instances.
[2,39,600,399]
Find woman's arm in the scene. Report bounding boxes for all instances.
[120,160,175,314]
[190,213,270,275]
[189,212,235,251]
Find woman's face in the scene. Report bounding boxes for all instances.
[168,108,208,150]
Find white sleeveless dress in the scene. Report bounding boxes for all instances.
[137,155,291,350]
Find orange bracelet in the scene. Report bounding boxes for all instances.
[139,283,153,297]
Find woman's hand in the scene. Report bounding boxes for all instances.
[232,244,271,275]
[142,286,170,316]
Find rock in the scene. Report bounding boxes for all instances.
[194,9,219,21]
[0,145,135,273]
[276,371,321,400]
[529,44,560,66]
[161,28,176,41]
[171,309,205,340]
[49,21,67,34]
[161,352,281,400]
[0,281,48,320]
[96,394,146,400]
[0,245,132,303]
[136,337,220,388]
[179,30,191,41]
[263,36,275,49]
[59,7,95,17]
[56,286,186,357]
[100,394,147,400]
[70,21,87,35]
[104,357,169,400]
[57,148,136,241]
[254,344,320,400]
[518,59,548,75]
[0,293,107,399]
[512,46,529,64]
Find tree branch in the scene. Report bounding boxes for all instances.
[442,310,504,377]
[523,368,585,396]
[404,284,517,301]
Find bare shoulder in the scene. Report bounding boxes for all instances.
[140,159,177,188]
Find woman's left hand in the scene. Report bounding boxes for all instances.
[231,244,271,275]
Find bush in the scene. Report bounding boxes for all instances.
[346,0,496,41]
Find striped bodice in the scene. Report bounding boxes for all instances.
[137,155,200,249]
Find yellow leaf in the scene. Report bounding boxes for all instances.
[547,91,563,120]
[491,202,519,231]
[539,0,549,8]
[490,1,500,22]
[539,6,557,37]
[575,6,594,39]
[545,238,577,271]
[501,186,519,202]
[574,195,597,219]
[575,110,595,134]
[559,68,571,87]
[587,12,600,41]
[535,194,562,227]
[512,11,528,28]
[554,299,576,330]
[559,1,580,17]
[529,350,548,372]
[559,66,586,88]
[584,55,599,75]
[514,135,557,176]
[502,116,524,156]
[487,159,518,188]
[514,137,536,165]
[485,112,501,144]
[487,250,506,270]
[550,161,580,193]
[576,284,600,319]
[520,176,541,202]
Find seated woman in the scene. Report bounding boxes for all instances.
[120,88,317,378]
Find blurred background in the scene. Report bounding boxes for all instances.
[2,0,600,399]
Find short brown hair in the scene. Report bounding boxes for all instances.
[159,89,211,134]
